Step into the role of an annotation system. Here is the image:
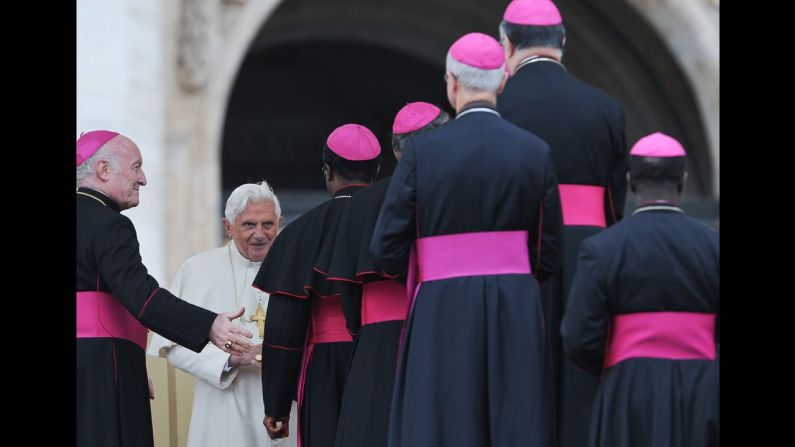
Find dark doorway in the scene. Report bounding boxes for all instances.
[222,39,450,221]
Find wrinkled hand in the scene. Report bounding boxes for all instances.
[148,378,155,400]
[264,415,290,439]
[209,307,254,356]
[230,343,263,369]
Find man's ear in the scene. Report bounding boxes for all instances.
[678,172,688,195]
[627,172,636,194]
[322,163,332,182]
[97,160,111,181]
[326,165,335,182]
[451,74,460,95]
[222,218,233,238]
[503,35,516,59]
[498,70,509,94]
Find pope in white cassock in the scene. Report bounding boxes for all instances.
[148,181,298,447]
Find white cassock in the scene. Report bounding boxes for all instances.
[147,241,298,447]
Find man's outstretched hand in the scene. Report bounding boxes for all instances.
[209,307,254,356]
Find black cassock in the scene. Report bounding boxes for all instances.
[314,177,407,447]
[255,185,366,447]
[498,57,628,447]
[371,103,563,447]
[76,187,216,447]
[561,207,719,447]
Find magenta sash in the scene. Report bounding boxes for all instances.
[558,184,606,227]
[76,291,148,350]
[362,280,407,326]
[606,312,717,368]
[398,230,533,366]
[308,296,352,345]
[416,230,531,282]
[296,295,352,446]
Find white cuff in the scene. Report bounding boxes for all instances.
[222,358,234,373]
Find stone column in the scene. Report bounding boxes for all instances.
[77,0,170,280]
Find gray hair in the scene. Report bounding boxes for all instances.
[445,53,505,93]
[224,180,282,224]
[76,144,120,184]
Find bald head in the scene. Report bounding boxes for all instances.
[76,134,148,210]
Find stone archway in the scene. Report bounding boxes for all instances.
[163,0,286,277]
[218,0,718,226]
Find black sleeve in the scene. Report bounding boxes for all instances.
[262,293,310,418]
[560,240,610,375]
[530,156,563,284]
[370,140,418,276]
[338,281,363,337]
[606,105,628,225]
[95,216,216,352]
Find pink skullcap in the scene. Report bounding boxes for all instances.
[630,132,686,158]
[449,33,505,70]
[326,124,381,161]
[76,130,119,166]
[503,0,563,26]
[392,102,442,134]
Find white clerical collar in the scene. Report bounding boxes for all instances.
[515,55,566,74]
[228,240,263,269]
[456,107,501,120]
[632,205,685,216]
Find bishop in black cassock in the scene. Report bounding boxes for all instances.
[255,123,381,447]
[497,2,628,445]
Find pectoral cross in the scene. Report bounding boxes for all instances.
[249,304,266,338]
